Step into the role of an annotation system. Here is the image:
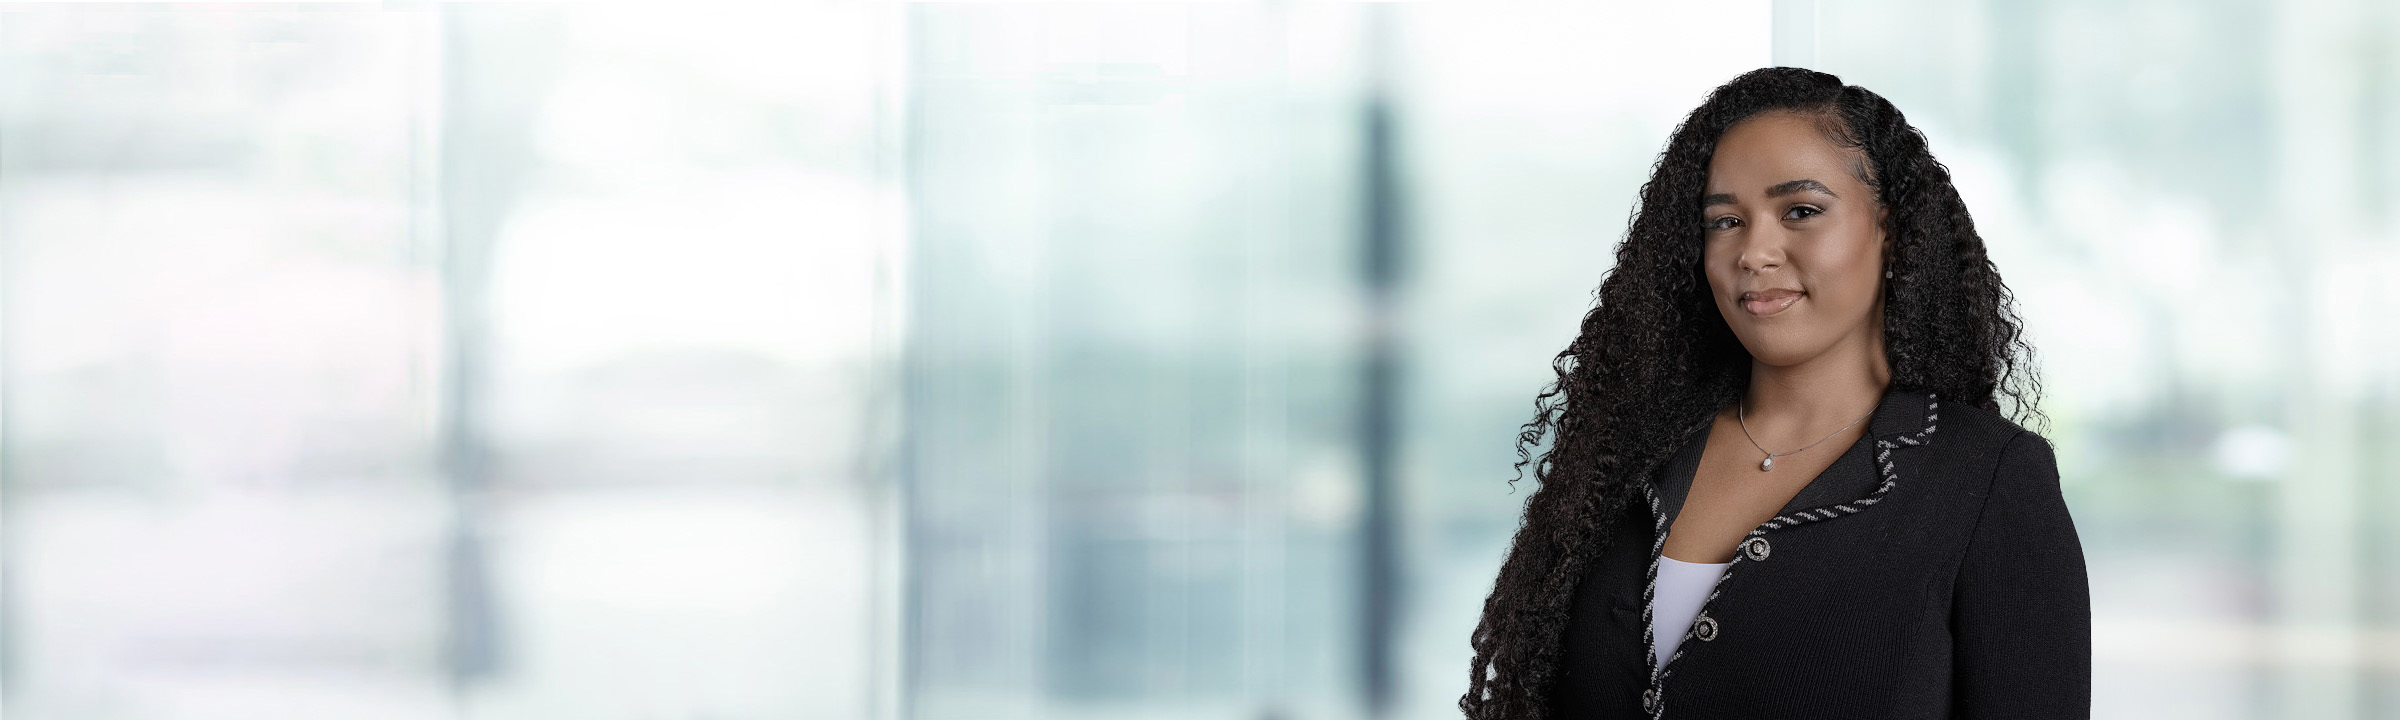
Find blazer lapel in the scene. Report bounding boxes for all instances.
[1776,387,1933,515]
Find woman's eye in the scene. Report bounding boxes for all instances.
[1784,205,1822,220]
[1704,216,1738,230]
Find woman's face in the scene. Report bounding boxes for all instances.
[1700,111,1891,368]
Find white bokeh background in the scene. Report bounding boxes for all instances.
[1,2,2395,720]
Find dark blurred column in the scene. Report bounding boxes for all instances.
[1357,5,1408,717]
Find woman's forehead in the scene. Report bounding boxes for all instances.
[1705,112,1867,196]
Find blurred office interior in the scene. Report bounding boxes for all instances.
[1,2,2396,719]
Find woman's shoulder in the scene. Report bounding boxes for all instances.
[1921,396,2045,455]
[1892,396,2060,510]
[1922,399,2062,507]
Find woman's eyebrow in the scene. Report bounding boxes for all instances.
[1702,178,1839,208]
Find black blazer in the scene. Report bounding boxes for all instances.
[1545,387,2090,718]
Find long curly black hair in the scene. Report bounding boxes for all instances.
[1457,67,2045,718]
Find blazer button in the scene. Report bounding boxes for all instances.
[1641,688,1659,713]
[1693,613,1718,642]
[1743,536,1771,561]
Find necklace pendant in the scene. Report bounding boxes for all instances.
[1759,456,1775,471]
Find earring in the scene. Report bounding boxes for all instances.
[1884,268,1894,278]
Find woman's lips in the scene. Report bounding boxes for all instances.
[1740,289,1804,316]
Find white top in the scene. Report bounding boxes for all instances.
[1651,555,1730,676]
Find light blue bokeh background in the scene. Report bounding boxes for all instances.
[1,2,2394,719]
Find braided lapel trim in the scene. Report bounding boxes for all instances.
[1634,393,1940,718]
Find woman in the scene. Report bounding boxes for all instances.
[1459,67,2089,719]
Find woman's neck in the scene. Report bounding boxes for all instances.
[1741,346,1892,441]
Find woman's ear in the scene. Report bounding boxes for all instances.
[1877,205,1892,253]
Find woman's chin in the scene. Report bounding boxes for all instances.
[1736,337,1833,367]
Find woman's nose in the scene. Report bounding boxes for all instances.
[1737,227,1787,272]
